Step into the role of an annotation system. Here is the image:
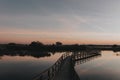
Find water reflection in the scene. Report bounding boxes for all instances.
[116,53,120,56]
[0,52,63,80]
[1,50,120,80]
[0,51,55,58]
[75,53,101,65]
[114,51,120,56]
[75,51,120,80]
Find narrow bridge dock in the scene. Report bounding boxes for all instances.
[33,50,101,80]
[53,56,79,80]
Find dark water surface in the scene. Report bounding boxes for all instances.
[1,51,120,80]
[0,52,63,80]
[75,51,120,80]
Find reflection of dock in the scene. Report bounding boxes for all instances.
[33,50,101,80]
[73,50,101,61]
[75,52,101,65]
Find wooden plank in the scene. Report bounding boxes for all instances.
[53,57,80,80]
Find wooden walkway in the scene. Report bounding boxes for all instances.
[33,50,101,80]
[33,53,72,80]
[53,57,80,80]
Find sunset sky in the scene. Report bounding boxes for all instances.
[0,0,120,44]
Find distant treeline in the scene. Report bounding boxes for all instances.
[0,41,86,52]
[0,41,120,52]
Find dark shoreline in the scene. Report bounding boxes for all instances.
[0,42,120,58]
[0,43,120,52]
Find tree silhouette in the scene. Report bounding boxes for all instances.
[56,42,62,46]
[29,41,44,47]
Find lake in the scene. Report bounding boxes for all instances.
[0,51,120,80]
[75,51,120,80]
[0,52,63,80]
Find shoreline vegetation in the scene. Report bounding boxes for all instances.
[0,41,120,58]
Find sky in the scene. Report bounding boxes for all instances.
[0,0,120,44]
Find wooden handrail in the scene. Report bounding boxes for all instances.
[33,52,70,80]
[33,50,101,80]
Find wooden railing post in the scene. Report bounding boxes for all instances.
[53,67,54,78]
[33,52,72,80]
[48,70,50,80]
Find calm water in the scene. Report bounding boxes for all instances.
[75,51,120,80]
[1,51,120,80]
[0,52,63,80]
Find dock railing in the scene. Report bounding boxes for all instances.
[72,50,101,61]
[33,52,71,80]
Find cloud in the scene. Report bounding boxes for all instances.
[1,0,120,44]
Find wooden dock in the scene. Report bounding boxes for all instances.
[53,56,80,80]
[33,50,101,80]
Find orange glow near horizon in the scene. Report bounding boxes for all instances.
[1,0,120,45]
[0,37,120,45]
[0,27,120,45]
[0,27,119,44]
